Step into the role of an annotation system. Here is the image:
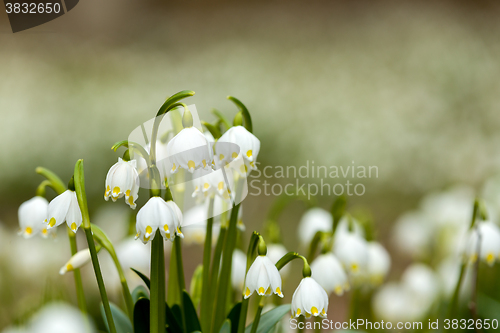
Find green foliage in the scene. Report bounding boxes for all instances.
[245,304,291,333]
[133,298,150,333]
[100,302,133,333]
[131,268,151,289]
[131,286,149,303]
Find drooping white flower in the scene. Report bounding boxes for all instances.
[104,157,140,209]
[372,283,421,323]
[334,233,368,276]
[310,253,349,296]
[392,211,433,259]
[59,249,91,275]
[465,221,500,266]
[135,197,183,244]
[366,242,391,285]
[231,249,247,291]
[244,255,283,299]
[401,263,439,308]
[18,196,53,238]
[297,208,332,247]
[166,127,212,174]
[216,126,260,172]
[333,215,364,244]
[291,277,329,319]
[266,243,290,277]
[45,190,82,233]
[192,169,232,201]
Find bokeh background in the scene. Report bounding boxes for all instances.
[1,0,500,330]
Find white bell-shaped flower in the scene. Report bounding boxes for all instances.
[231,249,247,291]
[334,233,369,276]
[29,303,95,333]
[59,249,91,275]
[297,208,332,247]
[465,221,500,266]
[244,255,283,299]
[192,169,232,201]
[291,277,329,318]
[333,215,365,244]
[18,196,52,238]
[216,126,260,170]
[45,190,82,233]
[104,157,140,209]
[166,127,212,174]
[367,242,391,285]
[135,197,183,244]
[266,243,290,277]
[401,263,439,310]
[310,253,349,296]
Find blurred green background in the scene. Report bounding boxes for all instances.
[1,0,500,330]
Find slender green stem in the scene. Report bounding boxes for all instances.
[150,232,166,333]
[209,227,226,305]
[250,297,264,333]
[67,228,87,313]
[84,228,116,333]
[200,199,215,332]
[314,317,322,333]
[175,237,186,332]
[211,204,241,333]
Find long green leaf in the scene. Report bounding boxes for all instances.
[227,302,242,333]
[131,268,150,289]
[132,285,149,303]
[245,304,290,333]
[165,303,184,333]
[133,298,150,333]
[100,302,133,333]
[183,291,202,332]
[220,319,232,333]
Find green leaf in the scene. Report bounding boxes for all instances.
[182,291,202,332]
[90,224,115,254]
[35,166,67,195]
[331,195,346,232]
[100,302,133,333]
[226,302,242,333]
[165,303,184,333]
[219,319,231,333]
[202,121,222,139]
[189,265,203,309]
[132,285,150,303]
[131,268,150,289]
[227,96,252,133]
[245,304,291,333]
[133,298,150,333]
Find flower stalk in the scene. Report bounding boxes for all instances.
[200,198,215,332]
[74,160,116,333]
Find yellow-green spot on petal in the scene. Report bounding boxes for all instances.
[42,228,48,235]
[486,253,495,265]
[113,187,120,195]
[218,182,224,191]
[351,263,359,272]
[232,152,238,159]
[25,227,33,235]
[143,235,150,242]
[66,264,73,271]
[128,195,134,206]
[172,163,177,172]
[334,285,343,295]
[296,308,301,316]
[146,226,153,235]
[204,183,210,189]
[219,154,224,161]
[71,223,77,231]
[258,287,265,294]
[265,287,272,295]
[245,288,251,297]
[177,227,182,234]
[276,287,282,295]
[187,160,196,170]
[49,217,56,227]
[311,307,319,315]
[125,190,131,197]
[164,225,169,232]
[240,164,247,174]
[202,159,207,167]
[246,150,252,158]
[321,309,326,316]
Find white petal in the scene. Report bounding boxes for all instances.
[47,190,73,229]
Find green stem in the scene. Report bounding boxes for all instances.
[209,227,226,304]
[314,317,322,333]
[150,232,166,333]
[200,199,215,332]
[250,298,264,333]
[211,204,241,333]
[175,237,186,332]
[68,228,87,313]
[84,228,116,333]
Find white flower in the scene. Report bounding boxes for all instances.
[291,277,329,319]
[59,249,91,275]
[372,283,421,323]
[135,197,183,244]
[392,211,433,259]
[231,249,247,291]
[216,126,260,171]
[166,127,212,174]
[334,233,368,276]
[366,242,391,285]
[192,169,232,201]
[45,190,82,233]
[465,221,500,266]
[310,253,349,296]
[401,263,439,307]
[18,196,53,238]
[104,157,140,209]
[244,255,283,298]
[333,215,364,244]
[29,303,95,333]
[297,208,332,247]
